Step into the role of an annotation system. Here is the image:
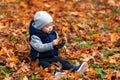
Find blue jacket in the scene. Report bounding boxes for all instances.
[29,20,59,61]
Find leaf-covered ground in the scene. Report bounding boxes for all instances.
[0,0,120,80]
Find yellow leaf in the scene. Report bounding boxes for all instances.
[9,49,14,55]
[7,0,15,3]
[62,27,68,32]
[44,3,51,8]
[12,32,17,37]
[19,1,27,8]
[9,49,18,62]
[12,55,18,63]
[110,33,119,42]
[109,56,117,63]
[22,76,28,80]
[91,34,100,39]
[0,48,7,56]
[50,65,55,70]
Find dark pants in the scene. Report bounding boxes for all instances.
[39,56,73,70]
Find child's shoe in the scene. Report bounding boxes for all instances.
[54,69,66,78]
[72,62,88,75]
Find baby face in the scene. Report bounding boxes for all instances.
[41,22,54,34]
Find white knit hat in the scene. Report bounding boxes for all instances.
[33,11,53,29]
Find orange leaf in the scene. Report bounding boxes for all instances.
[0,47,7,56]
[86,67,95,76]
[110,33,119,42]
[0,48,4,56]
[7,0,15,3]
[12,55,18,63]
[91,34,100,39]
[97,14,103,19]
[62,27,69,32]
[105,72,114,79]
[9,49,18,62]
[0,72,2,78]
[50,65,55,71]
[19,1,27,8]
[73,71,79,79]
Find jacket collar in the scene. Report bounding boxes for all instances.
[29,20,55,37]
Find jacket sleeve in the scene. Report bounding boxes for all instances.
[30,35,54,52]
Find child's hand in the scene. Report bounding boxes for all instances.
[58,37,67,44]
[62,37,67,43]
[52,39,59,46]
[55,37,67,48]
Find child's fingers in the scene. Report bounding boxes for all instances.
[52,39,59,46]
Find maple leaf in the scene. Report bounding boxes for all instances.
[105,72,114,79]
[0,48,4,56]
[110,33,119,42]
[19,1,27,8]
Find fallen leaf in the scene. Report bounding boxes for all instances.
[91,34,100,39]
[109,56,117,63]
[22,76,28,80]
[19,1,27,8]
[0,48,4,56]
[110,33,119,42]
[105,72,114,79]
[7,0,15,3]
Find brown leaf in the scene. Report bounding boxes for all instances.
[115,38,120,47]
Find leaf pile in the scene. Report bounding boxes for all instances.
[0,0,120,80]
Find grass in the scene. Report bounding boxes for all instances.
[65,43,70,47]
[102,14,110,20]
[91,63,103,68]
[108,63,120,70]
[89,31,98,35]
[80,41,91,48]
[77,56,84,61]
[116,27,120,33]
[100,25,108,31]
[74,37,91,48]
[92,20,99,24]
[95,68,106,78]
[74,37,83,43]
[0,66,12,79]
[112,8,120,15]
